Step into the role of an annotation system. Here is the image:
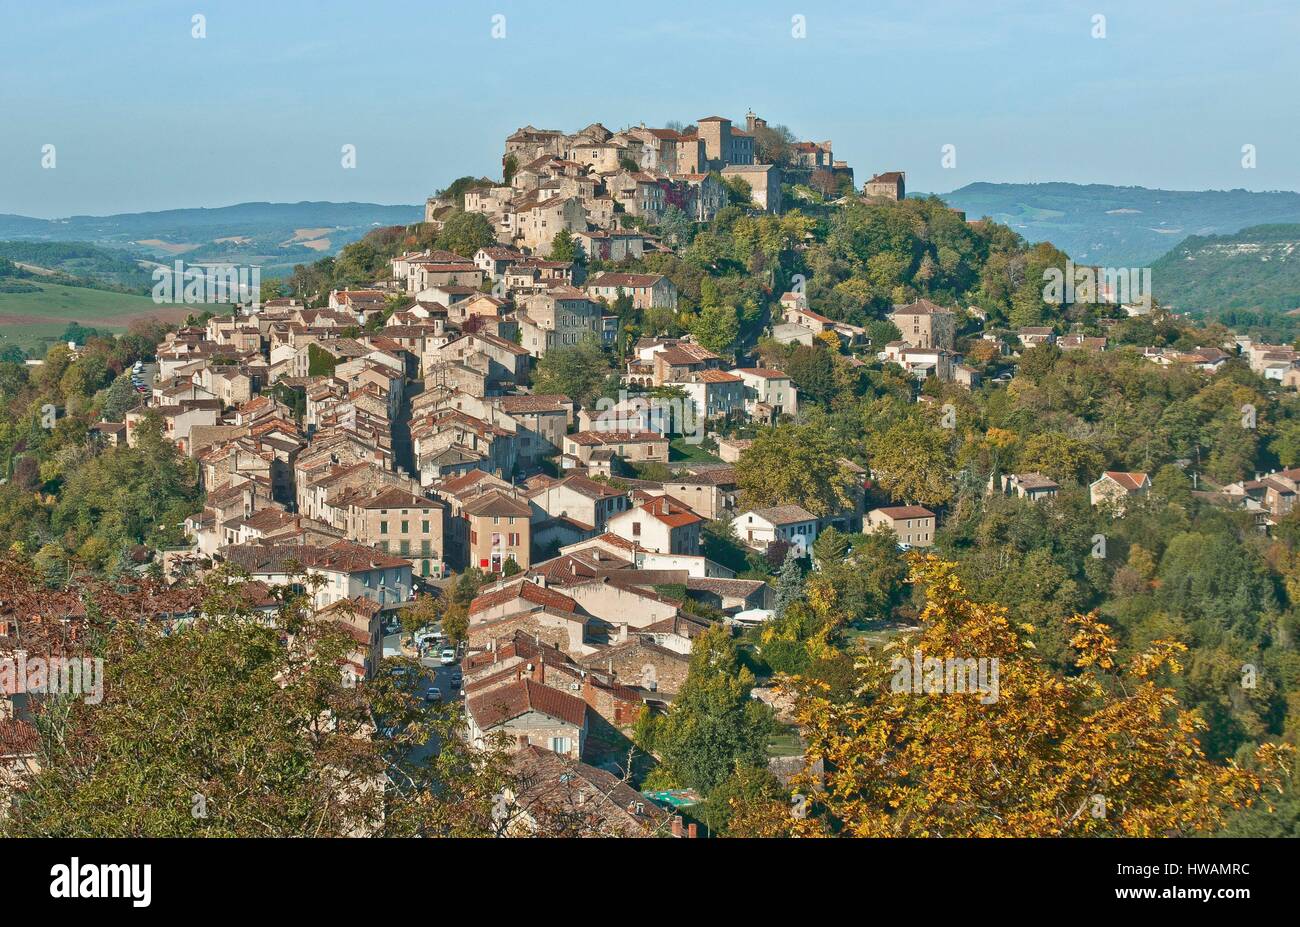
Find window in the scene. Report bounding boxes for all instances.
[399,541,410,555]
[400,520,409,534]
[632,522,641,537]
[549,736,571,754]
[421,540,431,555]
[421,520,430,533]
[379,521,388,535]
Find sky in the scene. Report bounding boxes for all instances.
[3,0,1298,218]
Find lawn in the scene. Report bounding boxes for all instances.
[0,281,189,354]
[668,436,722,463]
[767,726,804,758]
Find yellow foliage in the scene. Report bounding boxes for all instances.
[730,554,1291,837]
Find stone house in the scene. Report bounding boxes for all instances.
[866,505,937,547]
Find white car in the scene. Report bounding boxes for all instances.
[439,648,457,665]
[423,687,442,702]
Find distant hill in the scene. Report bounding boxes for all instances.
[1151,224,1300,314]
[0,201,424,277]
[931,182,1300,268]
[0,240,154,290]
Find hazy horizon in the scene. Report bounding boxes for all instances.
[5,0,1299,218]
[8,178,1300,224]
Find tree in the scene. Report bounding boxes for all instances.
[721,175,753,207]
[1,564,517,837]
[773,548,804,618]
[783,344,837,406]
[548,228,578,263]
[690,303,740,356]
[1017,432,1105,485]
[100,373,137,422]
[435,211,496,258]
[729,556,1292,837]
[735,423,858,517]
[658,206,694,248]
[869,418,955,507]
[531,340,613,407]
[638,626,775,794]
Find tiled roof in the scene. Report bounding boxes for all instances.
[462,490,532,518]
[466,678,587,729]
[872,505,936,520]
[750,504,817,525]
[1099,471,1150,491]
[468,579,578,617]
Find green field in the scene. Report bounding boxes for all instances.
[0,281,190,355]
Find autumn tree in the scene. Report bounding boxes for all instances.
[730,556,1291,837]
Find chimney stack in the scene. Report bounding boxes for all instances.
[671,816,683,838]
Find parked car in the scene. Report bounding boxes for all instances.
[423,687,442,702]
[413,627,442,648]
[439,648,456,665]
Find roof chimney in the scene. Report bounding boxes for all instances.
[671,816,683,838]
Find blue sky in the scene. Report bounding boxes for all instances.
[3,0,1298,217]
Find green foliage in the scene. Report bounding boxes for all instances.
[773,548,804,618]
[2,570,514,837]
[531,339,613,407]
[869,416,956,507]
[690,303,740,356]
[307,343,338,377]
[435,210,496,258]
[637,626,775,795]
[547,228,578,263]
[735,422,858,517]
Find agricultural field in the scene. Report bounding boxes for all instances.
[0,280,189,356]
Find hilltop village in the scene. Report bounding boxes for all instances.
[4,110,1296,838]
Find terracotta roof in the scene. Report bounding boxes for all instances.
[588,273,665,289]
[872,505,936,520]
[1099,471,1150,491]
[693,369,741,384]
[466,678,587,729]
[462,490,532,518]
[469,579,578,617]
[220,541,410,574]
[355,486,444,511]
[634,494,703,528]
